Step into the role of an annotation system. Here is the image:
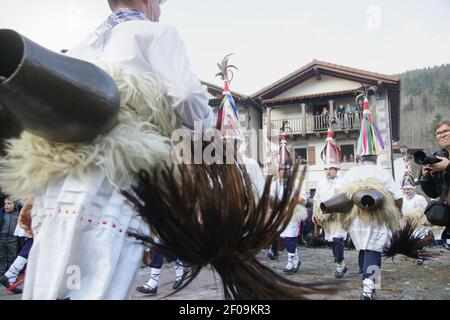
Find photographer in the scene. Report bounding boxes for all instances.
[419,120,450,248]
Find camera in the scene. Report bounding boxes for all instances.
[413,149,448,165]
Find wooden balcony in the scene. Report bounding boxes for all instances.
[270,112,363,136]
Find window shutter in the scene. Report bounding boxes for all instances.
[307,146,316,165]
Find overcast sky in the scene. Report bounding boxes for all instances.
[1,0,449,94]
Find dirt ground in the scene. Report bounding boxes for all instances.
[2,244,450,300]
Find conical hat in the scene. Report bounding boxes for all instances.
[215,80,242,141]
[357,97,385,156]
[321,128,342,169]
[278,131,292,170]
[401,160,415,189]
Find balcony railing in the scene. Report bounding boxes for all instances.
[270,117,303,134]
[270,112,363,135]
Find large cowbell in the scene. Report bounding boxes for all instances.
[0,29,120,143]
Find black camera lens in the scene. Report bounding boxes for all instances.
[413,151,442,165]
[413,151,427,165]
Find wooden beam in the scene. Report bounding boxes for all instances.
[314,66,322,80]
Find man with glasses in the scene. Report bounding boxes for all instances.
[420,120,450,250]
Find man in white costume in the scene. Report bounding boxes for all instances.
[69,0,213,132]
[269,132,307,274]
[336,94,403,300]
[8,0,214,300]
[401,178,429,265]
[338,155,403,299]
[313,129,347,278]
[240,153,265,199]
[401,186,428,226]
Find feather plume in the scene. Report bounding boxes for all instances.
[125,162,337,300]
[383,219,433,259]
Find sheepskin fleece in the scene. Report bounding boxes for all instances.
[312,200,343,236]
[0,66,181,201]
[402,209,428,228]
[338,179,402,233]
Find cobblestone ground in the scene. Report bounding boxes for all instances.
[2,245,450,300]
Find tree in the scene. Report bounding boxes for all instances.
[430,113,443,148]
[435,81,450,107]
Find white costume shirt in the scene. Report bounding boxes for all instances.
[402,194,428,214]
[402,193,429,237]
[337,163,403,252]
[313,176,348,240]
[270,179,307,238]
[67,21,213,131]
[241,155,265,198]
[314,177,340,203]
[24,18,213,300]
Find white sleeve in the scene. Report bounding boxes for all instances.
[300,185,308,201]
[246,161,265,198]
[145,25,214,131]
[313,181,322,201]
[385,173,403,200]
[417,195,428,210]
[334,174,348,192]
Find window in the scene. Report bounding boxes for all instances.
[294,148,307,165]
[294,147,315,165]
[341,144,355,163]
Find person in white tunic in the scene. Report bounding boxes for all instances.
[269,131,307,274]
[314,168,348,277]
[338,155,403,299]
[11,0,213,300]
[240,154,265,199]
[269,170,307,274]
[313,128,348,278]
[401,185,428,230]
[336,90,403,300]
[401,180,429,265]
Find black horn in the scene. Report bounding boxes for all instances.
[0,29,120,143]
[352,190,384,211]
[320,193,353,214]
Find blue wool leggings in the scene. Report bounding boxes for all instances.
[283,237,298,254]
[331,237,345,263]
[149,250,165,269]
[358,250,381,280]
[18,238,33,259]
